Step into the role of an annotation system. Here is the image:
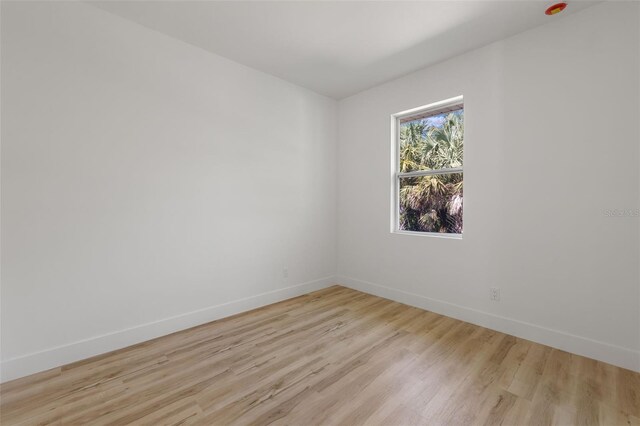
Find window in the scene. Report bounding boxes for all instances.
[392,96,464,236]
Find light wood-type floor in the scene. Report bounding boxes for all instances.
[1,286,639,425]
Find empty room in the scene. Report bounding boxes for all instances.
[1,0,639,424]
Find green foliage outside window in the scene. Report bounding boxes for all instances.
[399,110,463,234]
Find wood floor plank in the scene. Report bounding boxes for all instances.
[1,285,638,426]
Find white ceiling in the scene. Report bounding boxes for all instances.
[92,1,597,99]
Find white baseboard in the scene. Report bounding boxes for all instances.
[0,277,335,383]
[337,275,640,372]
[4,275,637,382]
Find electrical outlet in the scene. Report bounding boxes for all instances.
[282,267,289,279]
[490,287,500,302]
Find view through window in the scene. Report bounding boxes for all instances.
[394,98,464,234]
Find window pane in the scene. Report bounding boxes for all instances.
[399,109,463,172]
[399,172,463,234]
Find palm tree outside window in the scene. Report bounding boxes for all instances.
[392,96,464,235]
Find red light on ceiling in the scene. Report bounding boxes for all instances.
[545,2,567,15]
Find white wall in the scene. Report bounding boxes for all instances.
[337,2,640,371]
[0,2,337,381]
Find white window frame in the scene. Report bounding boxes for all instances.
[390,95,464,238]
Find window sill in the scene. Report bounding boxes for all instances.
[391,230,462,240]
